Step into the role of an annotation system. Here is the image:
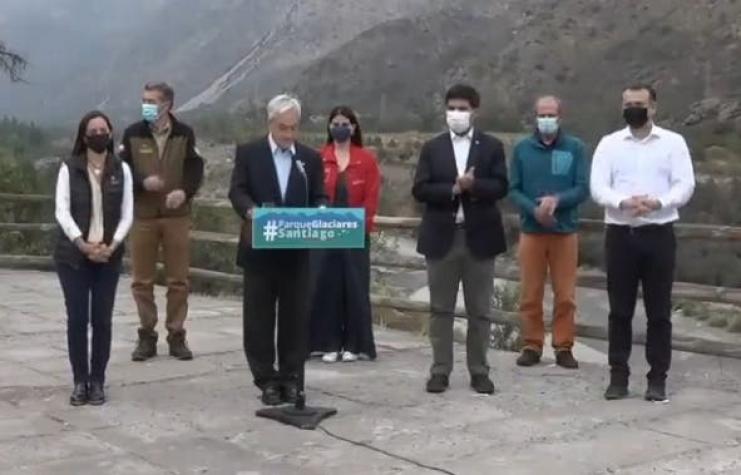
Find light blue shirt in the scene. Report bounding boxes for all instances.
[269,134,296,200]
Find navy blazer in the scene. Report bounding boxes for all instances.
[412,130,509,259]
[229,136,328,268]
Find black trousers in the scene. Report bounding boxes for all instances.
[242,252,310,389]
[56,259,121,384]
[309,243,376,359]
[605,224,676,383]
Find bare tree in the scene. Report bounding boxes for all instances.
[0,41,27,82]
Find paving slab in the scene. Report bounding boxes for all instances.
[613,445,741,474]
[1,271,740,474]
[3,455,170,475]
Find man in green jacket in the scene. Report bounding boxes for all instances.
[509,95,589,369]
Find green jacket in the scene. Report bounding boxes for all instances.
[509,131,589,234]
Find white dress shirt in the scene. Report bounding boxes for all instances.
[86,167,105,243]
[451,128,473,223]
[590,125,695,226]
[268,134,297,200]
[55,162,134,244]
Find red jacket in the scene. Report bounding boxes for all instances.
[320,143,381,232]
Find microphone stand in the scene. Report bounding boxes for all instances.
[255,352,337,430]
[255,156,337,430]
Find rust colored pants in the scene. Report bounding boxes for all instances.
[518,232,578,353]
[130,216,191,336]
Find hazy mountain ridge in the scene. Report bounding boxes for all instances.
[293,0,741,142]
[1,0,741,151]
[0,0,456,122]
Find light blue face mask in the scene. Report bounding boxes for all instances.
[142,103,159,123]
[536,117,559,136]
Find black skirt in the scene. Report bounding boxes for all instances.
[308,241,377,359]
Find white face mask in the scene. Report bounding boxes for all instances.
[446,110,472,135]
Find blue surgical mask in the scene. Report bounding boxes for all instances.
[142,103,159,123]
[536,117,559,136]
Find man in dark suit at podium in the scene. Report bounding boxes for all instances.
[228,94,327,406]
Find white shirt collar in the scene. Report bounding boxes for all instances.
[268,134,296,156]
[450,128,474,141]
[621,123,663,142]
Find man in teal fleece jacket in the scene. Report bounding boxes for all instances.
[509,95,589,369]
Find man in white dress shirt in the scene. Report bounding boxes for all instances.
[590,84,695,402]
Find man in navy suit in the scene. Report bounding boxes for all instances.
[412,84,509,395]
[229,94,327,406]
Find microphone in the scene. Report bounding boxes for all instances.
[293,156,309,206]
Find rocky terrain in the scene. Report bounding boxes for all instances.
[2,0,741,158]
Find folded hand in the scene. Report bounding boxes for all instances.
[165,189,187,209]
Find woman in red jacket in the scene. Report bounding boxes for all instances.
[309,106,381,363]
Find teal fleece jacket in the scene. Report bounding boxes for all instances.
[509,132,589,234]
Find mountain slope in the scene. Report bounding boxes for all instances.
[291,7,515,131]
[0,0,458,123]
[292,0,741,142]
[1,0,740,148]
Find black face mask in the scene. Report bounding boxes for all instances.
[86,134,110,154]
[623,107,649,128]
[330,125,353,143]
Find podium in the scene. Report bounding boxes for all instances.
[252,207,365,430]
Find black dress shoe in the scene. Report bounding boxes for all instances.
[516,349,541,367]
[282,383,299,404]
[645,381,667,402]
[88,382,105,406]
[471,375,496,394]
[70,383,88,406]
[605,373,630,400]
[261,383,283,406]
[604,383,629,400]
[425,374,449,393]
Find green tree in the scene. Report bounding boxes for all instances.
[0,117,55,194]
[0,155,39,193]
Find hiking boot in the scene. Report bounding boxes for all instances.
[426,374,449,393]
[168,332,193,360]
[88,382,105,406]
[470,374,496,394]
[70,383,88,406]
[131,329,158,361]
[555,350,579,369]
[516,349,541,367]
[645,381,667,402]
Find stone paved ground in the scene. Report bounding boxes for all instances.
[1,270,740,475]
